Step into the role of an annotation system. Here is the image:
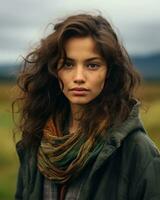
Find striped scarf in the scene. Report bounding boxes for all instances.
[37,118,105,184]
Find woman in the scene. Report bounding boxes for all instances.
[14,13,160,200]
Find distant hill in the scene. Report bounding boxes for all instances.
[0,63,20,82]
[132,53,160,81]
[0,53,160,82]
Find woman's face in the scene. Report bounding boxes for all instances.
[57,37,107,107]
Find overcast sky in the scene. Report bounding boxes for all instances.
[0,0,160,63]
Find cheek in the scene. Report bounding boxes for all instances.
[58,72,67,90]
[57,76,63,90]
[58,80,63,91]
[94,74,106,91]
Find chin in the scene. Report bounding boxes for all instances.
[70,100,90,105]
[69,98,92,105]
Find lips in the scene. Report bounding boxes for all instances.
[69,87,89,96]
[70,87,89,91]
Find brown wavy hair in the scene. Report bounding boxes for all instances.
[12,13,142,147]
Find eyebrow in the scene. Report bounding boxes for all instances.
[65,57,103,62]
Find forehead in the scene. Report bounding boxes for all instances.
[64,37,102,58]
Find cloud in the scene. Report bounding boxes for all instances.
[0,0,160,63]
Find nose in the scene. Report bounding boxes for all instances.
[73,66,86,84]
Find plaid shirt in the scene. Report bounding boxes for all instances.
[43,174,85,200]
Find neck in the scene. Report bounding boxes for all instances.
[69,104,83,134]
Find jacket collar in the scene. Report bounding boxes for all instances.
[88,99,146,176]
[106,99,145,147]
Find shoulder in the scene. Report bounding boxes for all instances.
[120,130,160,183]
[121,132,160,199]
[16,141,26,162]
[123,130,160,160]
[16,140,39,163]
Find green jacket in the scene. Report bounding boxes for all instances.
[15,102,160,200]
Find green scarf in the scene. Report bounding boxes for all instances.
[37,118,105,184]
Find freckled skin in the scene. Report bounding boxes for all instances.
[57,37,108,108]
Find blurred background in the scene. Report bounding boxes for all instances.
[0,0,160,199]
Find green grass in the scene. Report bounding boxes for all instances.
[0,94,18,200]
[140,100,160,148]
[0,82,160,199]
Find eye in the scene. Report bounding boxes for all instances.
[87,63,100,69]
[64,61,73,68]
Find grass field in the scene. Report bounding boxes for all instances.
[0,82,160,200]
